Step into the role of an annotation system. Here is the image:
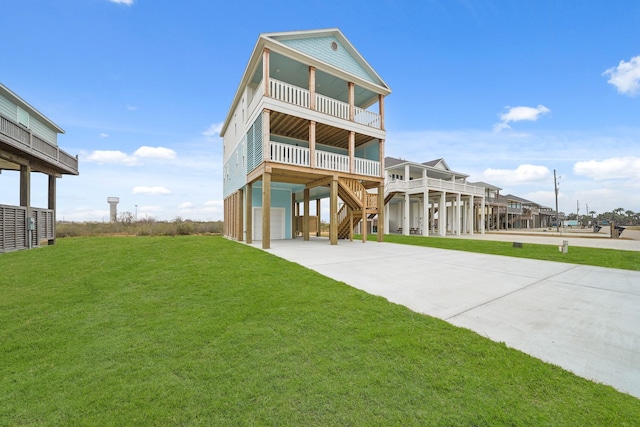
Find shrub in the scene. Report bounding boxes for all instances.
[56,219,223,237]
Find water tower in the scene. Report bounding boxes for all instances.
[107,197,119,222]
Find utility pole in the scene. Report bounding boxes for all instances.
[554,170,560,232]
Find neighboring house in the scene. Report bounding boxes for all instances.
[221,29,391,248]
[384,157,486,236]
[470,180,504,231]
[502,194,553,229]
[0,83,79,253]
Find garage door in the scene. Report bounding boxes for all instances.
[253,207,285,240]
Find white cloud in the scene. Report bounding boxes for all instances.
[573,156,640,180]
[132,186,172,195]
[178,202,194,209]
[127,105,137,111]
[603,55,640,96]
[85,146,176,165]
[493,105,550,132]
[479,164,551,185]
[100,133,109,138]
[203,122,223,140]
[110,0,134,5]
[85,150,138,165]
[133,146,177,160]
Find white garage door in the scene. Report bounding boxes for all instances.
[253,207,285,240]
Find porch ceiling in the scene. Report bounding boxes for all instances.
[270,111,373,149]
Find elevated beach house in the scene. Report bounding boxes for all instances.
[221,29,391,248]
[384,157,486,236]
[0,83,79,252]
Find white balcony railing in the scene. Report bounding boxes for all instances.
[267,78,381,129]
[269,141,310,166]
[268,141,380,177]
[316,150,349,173]
[354,107,381,128]
[354,157,380,177]
[385,177,485,196]
[315,93,349,121]
[270,79,309,109]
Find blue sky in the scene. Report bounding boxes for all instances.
[2,0,639,221]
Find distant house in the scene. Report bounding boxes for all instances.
[502,194,553,229]
[221,29,391,248]
[0,83,79,252]
[384,157,486,236]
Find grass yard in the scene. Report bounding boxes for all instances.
[1,236,639,425]
[383,234,640,271]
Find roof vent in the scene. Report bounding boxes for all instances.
[331,41,338,51]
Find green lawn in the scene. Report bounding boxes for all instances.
[383,234,640,271]
[1,236,639,425]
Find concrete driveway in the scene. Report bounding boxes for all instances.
[252,237,640,399]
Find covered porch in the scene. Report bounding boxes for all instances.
[237,162,385,249]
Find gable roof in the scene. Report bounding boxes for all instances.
[468,181,503,191]
[221,28,390,137]
[267,29,389,89]
[422,158,450,171]
[384,156,469,179]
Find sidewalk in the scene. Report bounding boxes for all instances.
[452,228,640,252]
[254,237,640,399]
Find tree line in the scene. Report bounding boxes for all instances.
[566,208,640,226]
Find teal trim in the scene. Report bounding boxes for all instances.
[223,138,247,199]
[247,115,263,173]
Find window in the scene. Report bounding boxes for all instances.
[17,106,29,128]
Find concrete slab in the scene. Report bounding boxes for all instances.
[252,237,640,399]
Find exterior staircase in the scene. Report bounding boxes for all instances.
[336,178,379,239]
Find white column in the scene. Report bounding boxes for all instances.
[462,199,467,234]
[422,191,429,236]
[385,202,390,235]
[469,195,474,235]
[456,193,461,236]
[404,193,410,235]
[430,199,435,234]
[481,197,486,234]
[439,192,446,237]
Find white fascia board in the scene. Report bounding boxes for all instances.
[220,36,267,137]
[267,28,391,93]
[266,38,391,97]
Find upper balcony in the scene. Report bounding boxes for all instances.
[0,113,78,175]
[257,78,382,129]
[246,49,385,133]
[385,177,486,197]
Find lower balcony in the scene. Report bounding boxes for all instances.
[269,141,380,177]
